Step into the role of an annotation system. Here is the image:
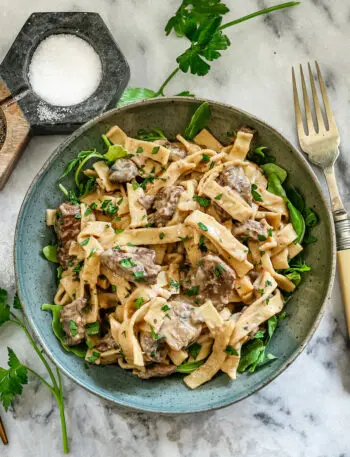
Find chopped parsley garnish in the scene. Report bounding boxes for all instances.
[214,263,225,277]
[188,342,202,360]
[251,184,263,202]
[198,235,207,252]
[79,237,90,246]
[115,229,124,235]
[151,146,160,155]
[161,304,171,312]
[184,285,200,296]
[265,280,272,287]
[151,326,159,340]
[197,222,208,231]
[85,207,92,216]
[132,182,140,190]
[178,236,190,242]
[170,278,180,290]
[225,345,239,356]
[120,258,136,269]
[87,351,100,363]
[215,193,223,200]
[72,261,83,275]
[133,270,145,281]
[101,199,112,209]
[69,320,78,337]
[209,161,215,169]
[159,232,165,240]
[268,228,273,237]
[135,297,145,309]
[74,213,81,219]
[88,248,97,259]
[258,234,267,241]
[86,321,100,335]
[90,202,97,210]
[193,194,211,207]
[136,147,143,154]
[201,153,210,162]
[257,288,264,294]
[111,285,117,293]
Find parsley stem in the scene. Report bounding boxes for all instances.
[24,366,55,394]
[56,368,69,454]
[155,67,180,96]
[219,2,300,30]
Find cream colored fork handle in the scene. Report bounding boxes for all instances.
[324,165,346,216]
[337,249,350,335]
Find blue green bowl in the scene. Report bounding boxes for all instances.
[15,98,336,413]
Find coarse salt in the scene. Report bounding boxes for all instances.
[28,34,102,106]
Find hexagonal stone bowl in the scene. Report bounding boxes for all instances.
[15,97,336,413]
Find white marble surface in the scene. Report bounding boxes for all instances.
[1,1,350,456]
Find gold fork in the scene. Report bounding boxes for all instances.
[292,61,350,335]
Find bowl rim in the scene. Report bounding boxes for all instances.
[14,96,336,413]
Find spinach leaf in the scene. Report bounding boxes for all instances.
[184,102,211,139]
[136,128,167,141]
[41,304,87,358]
[287,186,305,213]
[104,144,128,162]
[287,201,306,244]
[43,245,58,263]
[118,88,157,107]
[176,360,204,373]
[261,163,287,183]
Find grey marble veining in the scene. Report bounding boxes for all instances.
[1,1,350,456]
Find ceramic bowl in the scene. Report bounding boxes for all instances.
[15,97,336,413]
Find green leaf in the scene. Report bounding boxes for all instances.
[193,194,211,207]
[87,351,100,363]
[0,288,10,327]
[184,102,211,139]
[184,285,200,296]
[188,342,202,360]
[197,222,208,231]
[238,339,265,373]
[103,144,128,162]
[261,163,287,183]
[287,187,305,213]
[136,128,167,141]
[176,359,204,374]
[42,304,87,358]
[303,207,319,228]
[135,297,145,309]
[303,234,318,244]
[0,348,28,411]
[176,90,195,97]
[251,184,263,202]
[286,270,302,286]
[225,345,238,356]
[287,201,306,244]
[43,245,58,263]
[267,315,278,342]
[266,173,287,199]
[86,321,100,336]
[13,295,22,311]
[118,88,157,107]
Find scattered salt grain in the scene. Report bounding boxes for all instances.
[28,34,102,107]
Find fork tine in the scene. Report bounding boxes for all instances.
[292,67,306,140]
[315,61,337,130]
[307,62,326,133]
[300,64,316,135]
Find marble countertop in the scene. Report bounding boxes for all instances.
[1,1,350,456]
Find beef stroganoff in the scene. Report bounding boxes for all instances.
[43,103,317,389]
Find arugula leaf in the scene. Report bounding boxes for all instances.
[42,245,58,263]
[176,360,204,374]
[184,102,211,139]
[0,288,10,327]
[118,88,157,107]
[42,304,87,358]
[0,348,28,411]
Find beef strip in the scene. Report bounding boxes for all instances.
[217,165,252,204]
[140,332,167,363]
[100,246,161,285]
[109,158,138,183]
[160,301,202,351]
[148,185,184,227]
[136,364,177,379]
[138,195,155,210]
[184,255,236,310]
[233,219,268,241]
[60,298,87,345]
[54,202,81,268]
[94,333,119,352]
[155,140,187,161]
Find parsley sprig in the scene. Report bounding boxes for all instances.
[119,1,300,105]
[0,288,69,453]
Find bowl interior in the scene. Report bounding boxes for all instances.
[15,98,335,413]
